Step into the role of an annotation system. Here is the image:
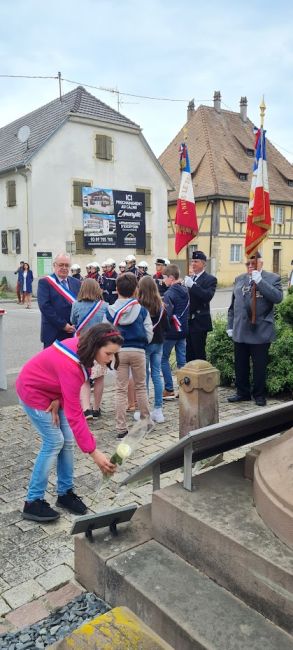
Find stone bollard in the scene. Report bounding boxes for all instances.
[177,360,220,439]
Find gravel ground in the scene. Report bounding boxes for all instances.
[0,593,110,649]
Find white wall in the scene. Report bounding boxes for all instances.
[0,172,30,282]
[26,119,170,276]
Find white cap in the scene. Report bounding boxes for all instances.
[71,263,81,271]
[105,258,116,266]
[93,262,100,270]
[119,261,126,268]
[164,258,170,265]
[125,254,136,263]
[137,260,148,268]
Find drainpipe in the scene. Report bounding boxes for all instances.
[18,167,31,263]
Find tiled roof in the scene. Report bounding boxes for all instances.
[159,104,293,204]
[0,86,139,174]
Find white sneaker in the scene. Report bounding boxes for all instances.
[133,411,141,421]
[150,408,165,423]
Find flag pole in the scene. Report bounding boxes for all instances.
[251,96,266,325]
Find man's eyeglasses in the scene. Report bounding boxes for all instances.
[55,263,70,268]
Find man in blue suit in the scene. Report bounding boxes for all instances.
[37,253,81,348]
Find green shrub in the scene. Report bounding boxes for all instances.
[0,276,8,291]
[277,288,293,327]
[266,320,293,395]
[206,293,293,396]
[206,317,234,386]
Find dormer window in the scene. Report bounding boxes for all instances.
[246,148,254,157]
[237,172,248,181]
[287,179,293,187]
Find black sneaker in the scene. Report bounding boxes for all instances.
[56,489,87,515]
[22,499,60,522]
[92,408,101,418]
[84,409,93,419]
[116,430,128,440]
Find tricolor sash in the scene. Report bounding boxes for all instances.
[75,300,104,335]
[113,299,139,326]
[152,306,165,330]
[46,275,76,304]
[172,299,190,332]
[53,340,89,381]
[172,315,182,332]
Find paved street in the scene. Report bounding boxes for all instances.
[0,288,233,407]
[0,380,284,634]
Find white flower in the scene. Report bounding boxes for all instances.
[116,443,131,460]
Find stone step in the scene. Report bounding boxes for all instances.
[152,459,293,634]
[105,539,293,650]
[48,605,173,649]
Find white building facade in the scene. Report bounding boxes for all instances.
[0,87,172,286]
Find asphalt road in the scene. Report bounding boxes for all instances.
[0,288,233,406]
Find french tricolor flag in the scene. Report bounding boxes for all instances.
[175,143,198,255]
[245,127,271,257]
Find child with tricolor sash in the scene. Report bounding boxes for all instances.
[105,272,153,439]
[137,275,170,423]
[70,279,107,419]
[16,324,123,523]
[162,264,189,400]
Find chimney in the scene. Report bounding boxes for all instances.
[240,96,248,122]
[187,98,195,121]
[213,91,221,112]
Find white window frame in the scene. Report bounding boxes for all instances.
[274,205,284,225]
[230,243,242,263]
[234,202,248,223]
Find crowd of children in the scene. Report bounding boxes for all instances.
[69,262,189,433]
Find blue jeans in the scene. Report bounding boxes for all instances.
[161,338,186,391]
[145,343,163,408]
[20,402,74,502]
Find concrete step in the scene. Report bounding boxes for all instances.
[105,539,293,650]
[152,459,293,634]
[48,605,174,649]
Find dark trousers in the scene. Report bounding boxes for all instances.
[234,342,270,399]
[186,322,208,361]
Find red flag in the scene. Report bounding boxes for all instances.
[175,143,198,255]
[245,128,271,257]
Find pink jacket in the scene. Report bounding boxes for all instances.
[16,338,96,453]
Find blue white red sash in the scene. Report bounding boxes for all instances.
[152,306,165,330]
[75,300,104,335]
[172,299,190,332]
[46,275,76,304]
[53,340,89,381]
[113,299,139,326]
[172,315,182,332]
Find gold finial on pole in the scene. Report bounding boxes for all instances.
[260,96,266,128]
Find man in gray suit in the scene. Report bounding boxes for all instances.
[227,253,283,406]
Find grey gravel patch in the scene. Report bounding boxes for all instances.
[0,592,110,649]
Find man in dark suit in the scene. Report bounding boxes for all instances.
[37,253,81,348]
[227,253,283,406]
[185,251,217,361]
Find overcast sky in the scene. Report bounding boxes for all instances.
[0,0,293,162]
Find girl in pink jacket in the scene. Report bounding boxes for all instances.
[16,323,123,522]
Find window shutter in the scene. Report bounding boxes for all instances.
[74,230,88,254]
[6,180,16,207]
[15,229,21,254]
[136,188,151,211]
[1,231,8,254]
[73,181,91,207]
[95,135,113,160]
